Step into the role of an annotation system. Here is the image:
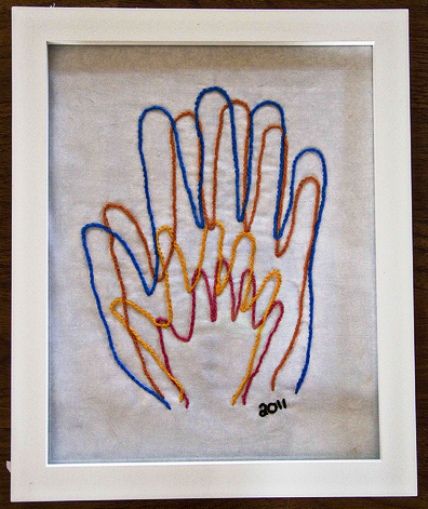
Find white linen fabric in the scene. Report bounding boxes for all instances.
[48,45,378,462]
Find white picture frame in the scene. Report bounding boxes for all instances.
[11,7,416,501]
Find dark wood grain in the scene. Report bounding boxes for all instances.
[1,0,427,507]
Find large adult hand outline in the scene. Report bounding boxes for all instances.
[81,86,328,410]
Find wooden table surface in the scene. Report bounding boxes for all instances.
[1,1,426,507]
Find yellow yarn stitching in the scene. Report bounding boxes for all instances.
[109,220,283,406]
[110,299,186,402]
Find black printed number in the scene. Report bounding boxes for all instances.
[259,398,287,417]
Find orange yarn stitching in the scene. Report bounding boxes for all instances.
[271,176,321,390]
[101,101,322,406]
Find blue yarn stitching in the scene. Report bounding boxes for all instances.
[289,148,328,394]
[194,86,242,221]
[81,223,171,410]
[137,87,290,258]
[250,100,287,234]
[82,87,328,406]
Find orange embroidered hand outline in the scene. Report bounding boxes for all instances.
[81,86,327,410]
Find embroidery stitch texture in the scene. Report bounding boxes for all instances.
[81,86,328,410]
